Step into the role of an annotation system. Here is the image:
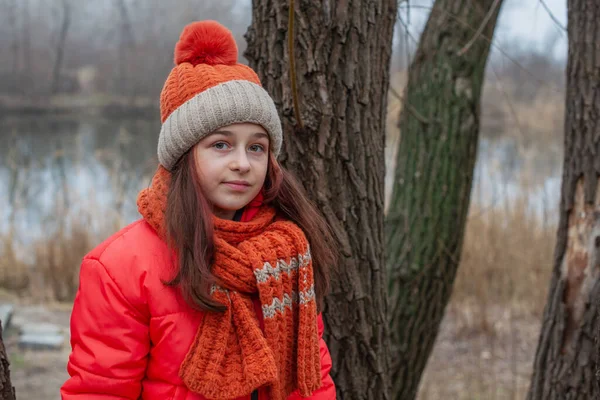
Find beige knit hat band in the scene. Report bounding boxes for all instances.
[158,80,283,170]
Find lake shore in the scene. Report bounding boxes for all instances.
[0,94,156,118]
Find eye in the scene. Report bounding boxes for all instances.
[249,144,265,153]
[212,142,230,150]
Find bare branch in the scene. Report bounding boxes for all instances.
[457,0,502,56]
[389,85,432,125]
[396,13,420,47]
[489,62,526,142]
[399,4,563,95]
[539,0,567,34]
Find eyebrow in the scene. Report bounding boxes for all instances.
[210,130,269,140]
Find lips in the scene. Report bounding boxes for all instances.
[223,181,251,191]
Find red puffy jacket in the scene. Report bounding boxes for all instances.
[61,220,335,400]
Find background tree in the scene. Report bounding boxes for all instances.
[50,0,71,94]
[527,0,600,398]
[0,322,15,400]
[245,0,397,398]
[385,0,504,398]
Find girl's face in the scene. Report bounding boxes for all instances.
[193,123,270,220]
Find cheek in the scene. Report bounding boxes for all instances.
[195,164,220,188]
[254,158,269,182]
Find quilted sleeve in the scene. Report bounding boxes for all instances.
[61,257,150,399]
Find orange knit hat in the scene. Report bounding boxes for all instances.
[157,21,283,170]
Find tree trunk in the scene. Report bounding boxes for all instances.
[385,1,503,398]
[51,0,71,95]
[8,0,19,80]
[245,1,397,398]
[116,0,135,96]
[527,1,600,398]
[21,0,32,94]
[0,322,15,400]
[598,317,600,392]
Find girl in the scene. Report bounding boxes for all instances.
[61,20,337,400]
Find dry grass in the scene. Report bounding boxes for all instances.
[453,197,555,319]
[0,202,118,303]
[0,237,30,296]
[415,196,555,400]
[0,227,90,303]
[30,221,93,302]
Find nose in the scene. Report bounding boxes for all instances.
[230,148,251,173]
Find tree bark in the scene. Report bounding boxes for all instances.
[0,322,15,400]
[527,1,600,398]
[385,1,503,398]
[245,1,397,398]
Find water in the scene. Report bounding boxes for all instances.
[0,115,161,251]
[1,115,562,251]
[472,136,562,219]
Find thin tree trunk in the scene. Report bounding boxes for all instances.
[51,0,71,95]
[527,1,600,398]
[21,0,31,94]
[245,1,397,398]
[115,0,135,96]
[598,317,600,392]
[8,0,19,79]
[385,0,503,398]
[0,322,15,400]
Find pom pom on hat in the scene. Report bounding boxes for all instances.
[174,20,238,66]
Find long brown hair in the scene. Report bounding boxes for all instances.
[164,150,337,313]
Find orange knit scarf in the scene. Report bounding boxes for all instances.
[137,166,321,400]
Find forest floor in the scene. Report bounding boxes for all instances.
[418,303,540,400]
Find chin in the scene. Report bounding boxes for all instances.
[212,192,259,213]
[215,200,250,212]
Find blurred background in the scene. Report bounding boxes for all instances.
[0,0,565,398]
